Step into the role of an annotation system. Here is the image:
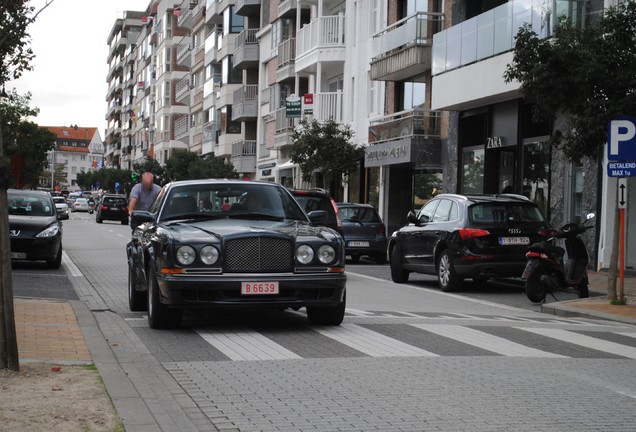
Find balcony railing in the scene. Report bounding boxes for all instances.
[372,12,443,59]
[314,91,343,123]
[174,115,190,140]
[231,140,256,157]
[432,0,587,75]
[175,74,192,102]
[231,140,257,173]
[297,15,345,58]
[278,38,296,67]
[368,109,441,144]
[233,84,258,102]
[275,107,297,133]
[234,28,259,67]
[232,85,258,121]
[176,41,192,65]
[236,28,258,47]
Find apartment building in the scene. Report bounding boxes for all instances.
[430,0,609,266]
[45,126,104,191]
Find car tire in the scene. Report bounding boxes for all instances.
[128,265,148,312]
[374,253,387,265]
[147,265,182,329]
[46,246,63,269]
[307,292,346,326]
[390,246,409,283]
[437,250,462,292]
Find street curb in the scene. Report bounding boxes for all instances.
[70,300,161,432]
[540,300,636,326]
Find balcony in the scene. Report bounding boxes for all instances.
[215,131,241,158]
[233,29,259,69]
[216,83,240,108]
[231,140,257,173]
[296,15,346,74]
[176,41,192,67]
[175,74,192,103]
[202,120,219,155]
[176,0,195,29]
[174,115,190,142]
[313,91,343,123]
[277,38,296,82]
[235,0,260,16]
[274,107,297,148]
[278,0,298,18]
[366,109,442,168]
[370,12,443,82]
[231,85,258,121]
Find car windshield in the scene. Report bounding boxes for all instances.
[160,183,307,222]
[8,192,55,216]
[469,203,545,225]
[339,206,380,222]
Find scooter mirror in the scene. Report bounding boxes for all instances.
[586,212,595,220]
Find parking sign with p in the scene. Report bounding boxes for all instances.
[609,116,636,160]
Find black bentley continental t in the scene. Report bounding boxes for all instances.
[127,179,347,329]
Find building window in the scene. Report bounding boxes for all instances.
[71,166,77,174]
[461,146,485,194]
[223,6,244,35]
[222,55,241,84]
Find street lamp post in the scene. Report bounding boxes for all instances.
[0,86,20,371]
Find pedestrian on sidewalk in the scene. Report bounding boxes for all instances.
[128,172,161,232]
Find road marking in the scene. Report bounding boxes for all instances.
[316,324,438,357]
[345,308,376,316]
[62,251,83,277]
[615,332,636,340]
[519,328,636,359]
[195,329,302,361]
[411,324,567,358]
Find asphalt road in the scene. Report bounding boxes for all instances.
[13,211,636,431]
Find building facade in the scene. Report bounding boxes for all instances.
[45,126,104,191]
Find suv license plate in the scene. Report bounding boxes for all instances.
[10,252,26,259]
[348,241,370,247]
[241,281,279,295]
[498,237,530,245]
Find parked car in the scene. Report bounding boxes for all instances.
[96,194,129,225]
[8,189,63,269]
[337,203,387,264]
[289,188,343,236]
[73,198,91,212]
[51,196,69,220]
[127,179,347,329]
[66,192,81,208]
[388,194,551,292]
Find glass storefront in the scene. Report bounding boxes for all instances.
[461,146,485,194]
[522,139,550,217]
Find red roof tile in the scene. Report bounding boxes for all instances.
[44,126,98,142]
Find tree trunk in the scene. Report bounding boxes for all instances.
[0,119,20,371]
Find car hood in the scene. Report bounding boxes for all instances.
[9,215,59,236]
[161,218,340,243]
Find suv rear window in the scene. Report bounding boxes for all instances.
[104,197,127,206]
[339,206,380,222]
[469,203,545,224]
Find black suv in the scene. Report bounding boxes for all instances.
[388,194,551,292]
[289,188,343,236]
[96,194,129,225]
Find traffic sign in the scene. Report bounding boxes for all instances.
[608,116,636,161]
[608,161,636,177]
[115,181,121,192]
[619,178,627,209]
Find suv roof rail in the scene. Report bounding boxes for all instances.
[438,193,468,200]
[497,193,531,201]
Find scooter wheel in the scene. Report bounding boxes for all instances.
[525,272,547,303]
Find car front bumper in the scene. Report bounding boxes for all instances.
[155,271,347,309]
[10,237,61,261]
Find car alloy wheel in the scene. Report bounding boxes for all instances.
[437,250,461,292]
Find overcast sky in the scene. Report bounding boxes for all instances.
[12,0,150,136]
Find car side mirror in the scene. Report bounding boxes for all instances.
[407,210,419,224]
[308,210,328,225]
[132,210,155,224]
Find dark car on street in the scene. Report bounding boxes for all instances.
[337,203,387,264]
[289,188,343,236]
[8,189,63,269]
[388,194,551,292]
[96,194,129,225]
[127,179,347,329]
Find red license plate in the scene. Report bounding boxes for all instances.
[241,281,279,295]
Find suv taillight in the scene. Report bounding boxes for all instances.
[458,228,490,240]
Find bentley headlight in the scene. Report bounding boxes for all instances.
[36,223,59,238]
[176,245,196,265]
[200,245,219,265]
[296,245,314,264]
[317,245,336,264]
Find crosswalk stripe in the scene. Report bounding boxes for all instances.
[519,328,636,359]
[316,324,438,357]
[195,329,302,361]
[345,308,376,316]
[615,332,636,340]
[411,324,567,358]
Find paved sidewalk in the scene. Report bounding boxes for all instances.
[541,270,636,324]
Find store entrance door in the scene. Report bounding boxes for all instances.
[483,147,516,194]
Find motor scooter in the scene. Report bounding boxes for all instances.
[522,213,595,303]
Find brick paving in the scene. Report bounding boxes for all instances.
[14,298,91,364]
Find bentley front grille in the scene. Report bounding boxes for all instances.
[224,237,293,273]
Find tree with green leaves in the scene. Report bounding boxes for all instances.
[290,119,364,201]
[163,151,238,183]
[504,1,636,302]
[1,0,56,371]
[76,168,132,194]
